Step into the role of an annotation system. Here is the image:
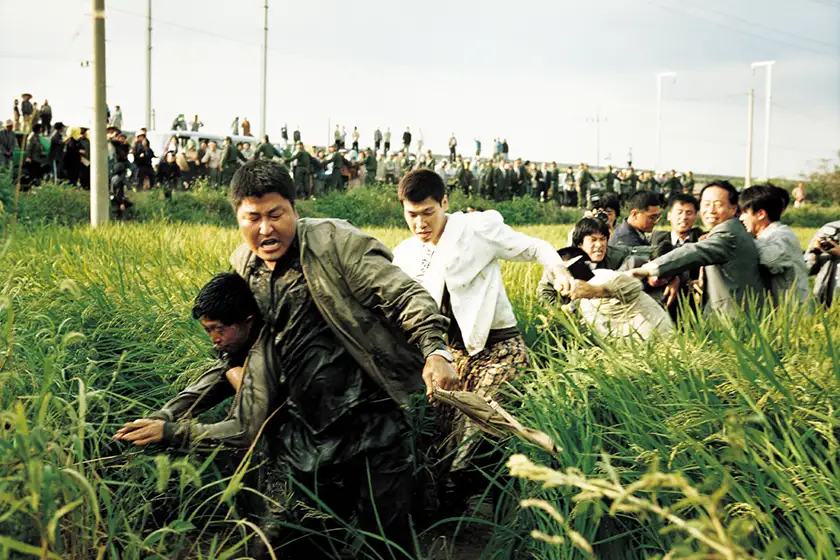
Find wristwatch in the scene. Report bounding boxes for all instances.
[429,349,454,363]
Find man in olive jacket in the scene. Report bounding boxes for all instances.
[116,160,457,558]
[631,181,765,315]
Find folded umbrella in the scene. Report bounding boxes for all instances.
[432,388,561,455]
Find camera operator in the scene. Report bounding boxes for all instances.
[805,221,840,307]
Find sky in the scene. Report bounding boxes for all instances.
[1,0,839,178]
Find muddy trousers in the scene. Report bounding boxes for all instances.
[256,440,415,560]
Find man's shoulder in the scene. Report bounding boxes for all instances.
[650,230,669,245]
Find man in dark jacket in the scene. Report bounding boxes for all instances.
[48,122,65,179]
[116,160,457,558]
[23,124,47,187]
[402,127,412,150]
[289,141,312,198]
[220,136,246,185]
[40,100,53,135]
[610,190,662,248]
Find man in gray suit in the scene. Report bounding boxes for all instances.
[630,181,765,315]
[739,184,808,304]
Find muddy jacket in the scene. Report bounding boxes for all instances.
[154,218,448,449]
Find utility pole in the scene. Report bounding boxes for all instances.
[145,0,152,129]
[91,0,109,227]
[745,88,755,189]
[260,0,268,138]
[586,109,607,167]
[656,71,676,171]
[751,60,775,181]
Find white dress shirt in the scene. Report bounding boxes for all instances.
[393,210,564,355]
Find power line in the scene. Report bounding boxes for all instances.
[642,0,837,57]
[675,0,839,50]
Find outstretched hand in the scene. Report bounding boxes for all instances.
[113,418,165,446]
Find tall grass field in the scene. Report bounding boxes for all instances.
[0,218,837,559]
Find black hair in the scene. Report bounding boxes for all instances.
[398,169,446,204]
[668,193,699,212]
[572,217,611,247]
[591,192,620,217]
[229,159,296,208]
[739,184,785,222]
[31,123,42,134]
[699,180,739,206]
[627,190,662,212]
[192,272,260,325]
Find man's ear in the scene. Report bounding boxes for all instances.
[441,195,449,212]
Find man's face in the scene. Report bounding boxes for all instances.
[668,202,697,235]
[629,206,661,233]
[580,233,608,263]
[199,316,253,354]
[236,193,298,268]
[739,209,762,235]
[403,196,449,244]
[700,187,737,229]
[209,141,217,151]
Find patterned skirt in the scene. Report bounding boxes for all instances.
[441,335,531,472]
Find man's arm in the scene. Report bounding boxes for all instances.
[145,360,236,423]
[637,231,736,279]
[755,234,797,275]
[337,228,457,395]
[115,329,277,449]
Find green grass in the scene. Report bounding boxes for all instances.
[0,219,837,559]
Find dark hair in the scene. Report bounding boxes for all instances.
[739,184,785,222]
[627,190,662,212]
[398,169,446,204]
[772,184,791,211]
[591,192,620,217]
[572,217,610,247]
[668,193,699,212]
[700,180,739,206]
[192,273,260,325]
[229,160,296,208]
[31,123,42,134]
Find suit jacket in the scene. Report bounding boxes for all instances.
[610,219,650,248]
[651,218,764,315]
[650,228,704,249]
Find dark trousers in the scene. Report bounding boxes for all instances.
[257,441,414,560]
[294,169,311,199]
[449,147,456,160]
[136,166,154,190]
[352,141,359,152]
[384,142,390,153]
[374,140,381,151]
[41,117,51,135]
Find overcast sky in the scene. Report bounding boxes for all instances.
[1,0,838,177]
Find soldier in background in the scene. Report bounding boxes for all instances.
[220,136,246,185]
[384,127,392,153]
[602,165,616,193]
[289,141,312,199]
[374,127,382,151]
[40,100,53,135]
[403,127,412,150]
[576,163,595,209]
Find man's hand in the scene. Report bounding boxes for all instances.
[663,276,680,307]
[113,418,165,446]
[812,237,840,258]
[629,267,652,279]
[551,265,573,298]
[422,355,459,401]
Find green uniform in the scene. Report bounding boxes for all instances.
[603,170,616,193]
[289,149,312,198]
[255,142,282,161]
[220,144,245,185]
[363,154,377,184]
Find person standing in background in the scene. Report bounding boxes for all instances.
[384,127,392,153]
[40,100,52,135]
[48,122,66,180]
[793,183,806,208]
[403,127,412,150]
[0,120,15,168]
[352,127,360,152]
[20,94,33,134]
[110,105,123,130]
[190,114,204,132]
[231,116,240,136]
[242,117,251,137]
[12,99,21,131]
[374,127,382,151]
[448,133,457,161]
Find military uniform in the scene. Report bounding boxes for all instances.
[220,144,245,185]
[603,169,616,193]
[289,149,312,198]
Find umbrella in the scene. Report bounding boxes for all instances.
[432,388,561,455]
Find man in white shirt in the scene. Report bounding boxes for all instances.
[392,169,570,510]
[739,184,809,304]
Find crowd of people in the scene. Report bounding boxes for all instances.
[108,157,838,558]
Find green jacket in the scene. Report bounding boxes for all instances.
[255,142,282,160]
[154,218,449,449]
[289,149,311,172]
